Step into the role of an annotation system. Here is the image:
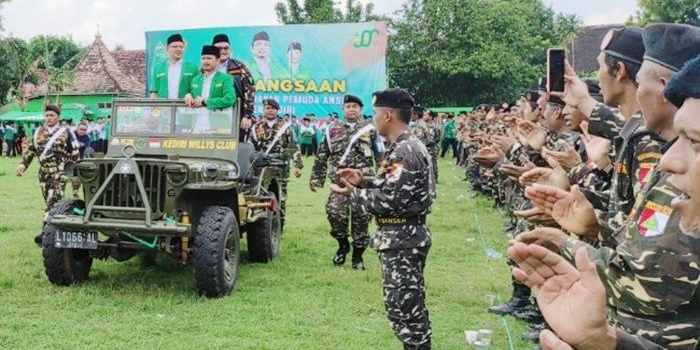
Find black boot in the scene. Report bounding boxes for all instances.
[351,247,366,270]
[513,303,545,324]
[332,238,350,266]
[488,280,531,315]
[404,341,431,350]
[522,322,549,343]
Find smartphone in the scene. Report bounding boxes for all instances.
[547,48,566,93]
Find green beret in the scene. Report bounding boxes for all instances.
[263,99,280,110]
[643,23,700,72]
[371,88,414,109]
[664,55,700,109]
[343,94,363,107]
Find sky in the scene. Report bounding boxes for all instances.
[1,0,639,50]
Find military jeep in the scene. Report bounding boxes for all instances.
[43,98,284,297]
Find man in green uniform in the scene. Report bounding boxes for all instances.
[251,99,303,228]
[149,33,199,99]
[332,88,435,350]
[16,105,79,246]
[246,31,286,83]
[310,94,378,270]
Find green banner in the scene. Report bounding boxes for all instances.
[145,22,387,117]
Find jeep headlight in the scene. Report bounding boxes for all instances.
[223,164,239,180]
[201,163,219,182]
[165,165,188,187]
[75,163,98,182]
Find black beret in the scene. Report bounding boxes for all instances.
[212,34,229,45]
[548,95,565,107]
[263,99,280,110]
[167,33,183,45]
[372,88,415,110]
[600,27,644,66]
[201,45,220,57]
[413,105,425,115]
[45,104,61,115]
[527,90,541,102]
[664,54,700,109]
[288,42,302,51]
[343,94,363,107]
[643,23,700,72]
[252,31,270,44]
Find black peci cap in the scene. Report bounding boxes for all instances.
[212,34,229,45]
[643,23,700,72]
[167,33,183,45]
[201,45,220,57]
[252,31,270,45]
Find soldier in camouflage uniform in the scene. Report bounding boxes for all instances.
[309,94,378,269]
[410,105,438,183]
[524,49,700,349]
[251,99,303,227]
[332,88,435,350]
[425,111,441,182]
[16,104,79,246]
[212,34,256,142]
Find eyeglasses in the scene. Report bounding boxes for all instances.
[215,46,231,51]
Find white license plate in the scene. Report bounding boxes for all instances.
[54,231,98,249]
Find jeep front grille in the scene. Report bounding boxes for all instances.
[95,162,167,216]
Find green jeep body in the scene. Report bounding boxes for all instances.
[43,98,284,297]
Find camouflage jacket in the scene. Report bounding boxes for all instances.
[310,119,376,188]
[561,170,700,349]
[350,131,436,251]
[21,125,79,173]
[410,119,436,149]
[251,119,303,170]
[223,58,255,117]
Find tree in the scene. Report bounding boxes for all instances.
[275,0,384,24]
[630,0,700,26]
[388,0,582,106]
[27,35,84,70]
[0,37,38,107]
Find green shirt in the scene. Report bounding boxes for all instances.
[443,120,456,139]
[149,60,200,98]
[4,126,15,140]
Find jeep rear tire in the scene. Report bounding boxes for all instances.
[193,206,240,298]
[246,194,281,263]
[42,199,94,285]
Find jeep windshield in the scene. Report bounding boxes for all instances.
[114,103,235,136]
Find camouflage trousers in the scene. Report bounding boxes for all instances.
[38,170,65,221]
[326,192,371,249]
[429,149,438,183]
[378,246,431,349]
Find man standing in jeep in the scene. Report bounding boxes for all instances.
[16,104,79,246]
[212,33,255,141]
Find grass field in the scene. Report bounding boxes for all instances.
[0,155,536,349]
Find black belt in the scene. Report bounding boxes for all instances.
[376,216,426,226]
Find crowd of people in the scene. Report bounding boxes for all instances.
[452,23,700,350]
[11,21,700,350]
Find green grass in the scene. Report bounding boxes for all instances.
[0,155,536,349]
